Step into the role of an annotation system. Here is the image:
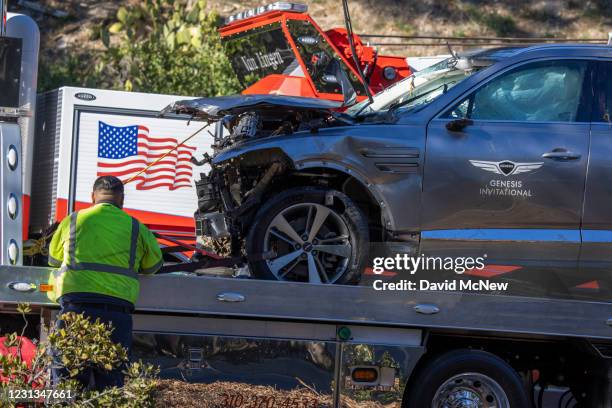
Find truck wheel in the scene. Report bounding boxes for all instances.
[405,350,530,408]
[247,187,368,284]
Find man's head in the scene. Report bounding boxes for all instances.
[91,176,125,208]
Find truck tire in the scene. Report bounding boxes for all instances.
[247,187,368,284]
[404,349,530,408]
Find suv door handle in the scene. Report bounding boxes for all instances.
[541,151,581,161]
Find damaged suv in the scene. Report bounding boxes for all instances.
[163,45,612,287]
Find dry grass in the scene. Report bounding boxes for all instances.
[153,379,393,408]
[210,0,612,56]
[13,0,611,76]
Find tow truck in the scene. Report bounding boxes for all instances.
[219,2,414,101]
[0,3,611,408]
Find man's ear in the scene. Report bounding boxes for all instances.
[118,194,125,209]
[91,192,96,204]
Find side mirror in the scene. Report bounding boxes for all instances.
[446,118,473,132]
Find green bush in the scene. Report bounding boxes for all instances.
[0,304,158,408]
[99,0,241,96]
[39,0,241,97]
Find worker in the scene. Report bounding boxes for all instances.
[47,175,163,390]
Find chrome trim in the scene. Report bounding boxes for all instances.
[216,292,246,302]
[414,303,440,315]
[342,325,421,346]
[134,314,337,340]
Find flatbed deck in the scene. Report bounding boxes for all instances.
[3,266,611,340]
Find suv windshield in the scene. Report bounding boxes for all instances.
[346,57,476,117]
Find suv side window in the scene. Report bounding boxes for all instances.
[594,62,612,123]
[445,60,589,122]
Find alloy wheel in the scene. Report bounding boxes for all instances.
[263,203,352,283]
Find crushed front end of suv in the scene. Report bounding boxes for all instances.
[162,44,612,294]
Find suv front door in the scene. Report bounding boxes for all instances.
[580,60,612,298]
[421,60,593,282]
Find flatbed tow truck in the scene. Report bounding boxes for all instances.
[0,4,611,408]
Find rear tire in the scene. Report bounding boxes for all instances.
[405,349,530,408]
[246,187,368,284]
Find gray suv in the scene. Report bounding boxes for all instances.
[164,44,612,292]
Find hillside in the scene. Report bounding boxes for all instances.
[8,0,611,91]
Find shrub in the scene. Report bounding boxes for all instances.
[0,304,158,408]
[99,0,241,96]
[38,0,241,97]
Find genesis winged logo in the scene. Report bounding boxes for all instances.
[469,160,543,176]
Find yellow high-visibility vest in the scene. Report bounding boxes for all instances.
[47,203,163,304]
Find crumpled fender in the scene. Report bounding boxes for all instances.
[211,128,405,232]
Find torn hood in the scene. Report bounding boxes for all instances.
[160,94,342,120]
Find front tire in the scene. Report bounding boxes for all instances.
[246,187,368,284]
[405,350,530,408]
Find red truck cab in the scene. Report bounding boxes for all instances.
[219,2,411,102]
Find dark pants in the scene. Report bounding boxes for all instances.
[52,296,133,391]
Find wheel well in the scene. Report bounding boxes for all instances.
[403,332,607,407]
[265,167,385,241]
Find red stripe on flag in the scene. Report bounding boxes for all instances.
[98,159,192,169]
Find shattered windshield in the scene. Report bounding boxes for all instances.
[346,57,475,117]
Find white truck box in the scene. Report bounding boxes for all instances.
[30,87,213,237]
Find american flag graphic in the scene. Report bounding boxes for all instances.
[96,121,196,190]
